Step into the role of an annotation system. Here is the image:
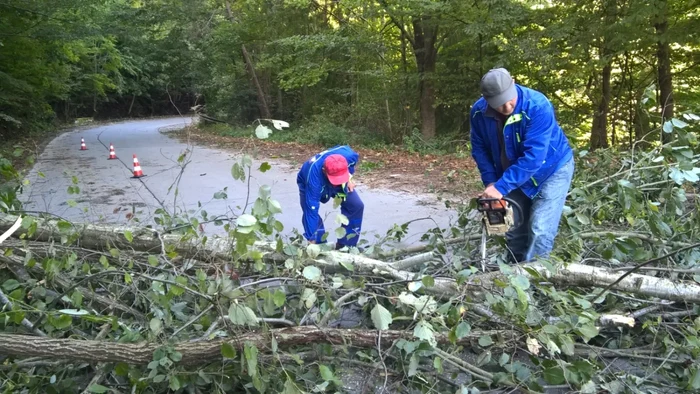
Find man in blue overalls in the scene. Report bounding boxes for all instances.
[470,68,575,262]
[297,145,364,249]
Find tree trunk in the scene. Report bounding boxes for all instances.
[0,327,507,365]
[241,44,272,119]
[589,0,616,151]
[4,214,700,303]
[412,17,438,140]
[590,63,612,150]
[655,0,673,144]
[224,1,271,120]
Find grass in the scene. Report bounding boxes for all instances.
[200,120,472,158]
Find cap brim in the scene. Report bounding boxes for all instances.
[485,83,517,109]
[327,172,350,186]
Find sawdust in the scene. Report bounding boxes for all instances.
[170,127,484,199]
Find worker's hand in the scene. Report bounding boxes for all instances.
[481,184,503,200]
[347,180,355,192]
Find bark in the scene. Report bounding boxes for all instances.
[241,44,272,119]
[4,214,700,304]
[473,262,700,304]
[412,17,438,140]
[0,327,510,365]
[589,0,615,151]
[655,0,673,144]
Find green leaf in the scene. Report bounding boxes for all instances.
[237,214,257,227]
[231,163,246,181]
[689,369,700,390]
[371,303,392,330]
[268,199,282,214]
[672,118,689,128]
[434,356,443,373]
[306,244,321,259]
[150,318,162,335]
[455,321,471,339]
[244,343,259,377]
[422,275,435,288]
[148,255,159,267]
[510,275,530,290]
[476,350,491,366]
[302,265,322,282]
[255,124,273,139]
[301,288,317,308]
[228,303,259,326]
[169,375,181,391]
[283,378,302,394]
[213,191,227,199]
[123,230,133,243]
[259,162,272,172]
[414,320,436,346]
[543,366,565,384]
[273,290,286,307]
[335,227,347,238]
[88,385,109,393]
[663,120,674,133]
[577,324,599,342]
[319,364,334,381]
[478,335,493,347]
[408,354,419,376]
[221,342,237,359]
[499,353,510,366]
[2,279,20,292]
[50,314,72,330]
[335,213,349,226]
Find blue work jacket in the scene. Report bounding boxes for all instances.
[470,84,573,198]
[296,145,359,240]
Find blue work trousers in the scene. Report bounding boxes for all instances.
[505,158,575,262]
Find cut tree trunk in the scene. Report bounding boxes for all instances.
[0,327,510,365]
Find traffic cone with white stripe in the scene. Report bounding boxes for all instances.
[131,154,145,178]
[108,143,117,160]
[80,137,87,150]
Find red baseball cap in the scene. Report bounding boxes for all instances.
[324,154,350,185]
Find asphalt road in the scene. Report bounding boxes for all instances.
[21,117,457,246]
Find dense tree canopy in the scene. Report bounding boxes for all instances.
[1,0,699,148]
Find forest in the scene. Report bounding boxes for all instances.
[1,0,700,393]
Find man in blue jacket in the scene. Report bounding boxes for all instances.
[470,68,575,262]
[297,145,364,249]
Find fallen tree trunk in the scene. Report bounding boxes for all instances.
[4,213,700,304]
[470,261,700,304]
[0,327,512,365]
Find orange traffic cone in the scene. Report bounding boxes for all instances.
[80,137,87,150]
[108,143,117,160]
[131,154,145,178]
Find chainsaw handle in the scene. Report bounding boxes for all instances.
[476,197,524,229]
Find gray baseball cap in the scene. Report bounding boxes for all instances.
[480,68,517,109]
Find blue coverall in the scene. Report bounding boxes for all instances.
[296,145,364,246]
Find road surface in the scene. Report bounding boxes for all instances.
[21,117,457,246]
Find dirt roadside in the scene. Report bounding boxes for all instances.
[170,127,484,199]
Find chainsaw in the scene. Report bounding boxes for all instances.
[476,197,523,270]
